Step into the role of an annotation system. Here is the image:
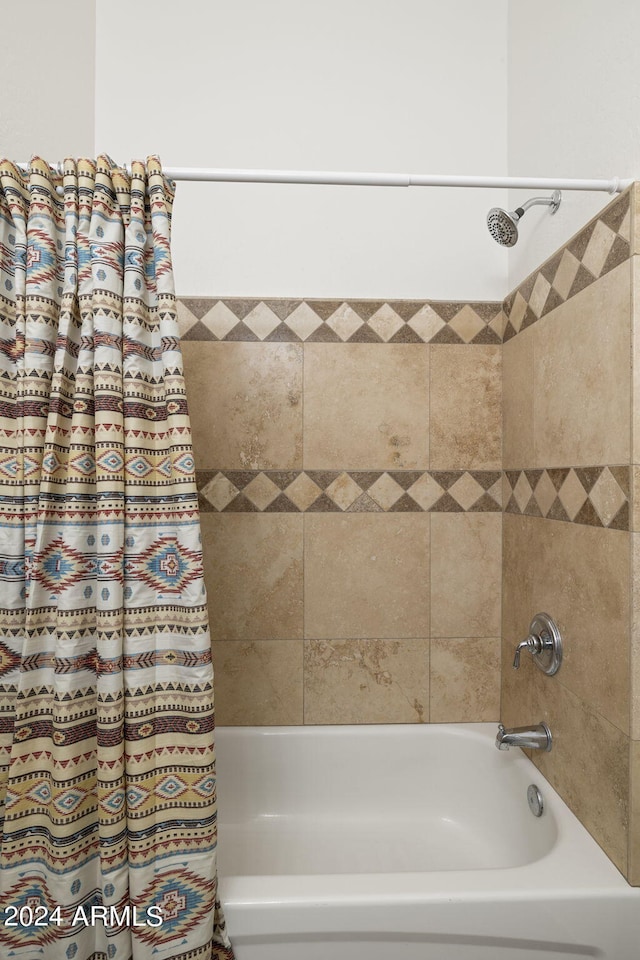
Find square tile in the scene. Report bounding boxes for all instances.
[581,219,616,278]
[176,300,200,337]
[502,514,535,644]
[243,302,281,339]
[367,473,405,510]
[500,634,532,731]
[534,262,631,468]
[629,740,640,884]
[407,473,444,510]
[513,473,533,512]
[325,472,363,510]
[528,273,551,318]
[285,302,323,341]
[182,341,303,470]
[326,303,363,340]
[631,534,640,739]
[557,470,588,520]
[304,514,429,639]
[531,672,629,875]
[285,473,322,511]
[243,472,281,510]
[589,466,627,526]
[304,638,428,723]
[508,292,528,333]
[367,304,404,342]
[200,471,239,511]
[430,637,500,722]
[304,344,429,470]
[201,300,243,339]
[551,249,580,301]
[212,640,303,725]
[201,513,303,639]
[533,471,558,517]
[530,518,630,734]
[430,513,501,637]
[448,472,485,510]
[407,304,445,342]
[448,305,485,343]
[430,345,501,470]
[489,310,506,340]
[502,325,534,470]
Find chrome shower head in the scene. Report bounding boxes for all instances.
[487,208,520,247]
[487,191,561,246]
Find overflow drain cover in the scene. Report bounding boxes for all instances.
[527,783,544,817]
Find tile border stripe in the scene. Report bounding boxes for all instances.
[178,189,632,347]
[177,299,505,344]
[503,466,630,530]
[197,467,630,527]
[503,189,631,342]
[196,469,502,513]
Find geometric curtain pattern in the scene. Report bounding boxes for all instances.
[0,157,233,959]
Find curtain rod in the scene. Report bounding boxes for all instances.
[162,169,630,193]
[15,164,630,193]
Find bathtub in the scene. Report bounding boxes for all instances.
[215,723,640,960]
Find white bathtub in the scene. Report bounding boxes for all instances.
[215,723,640,960]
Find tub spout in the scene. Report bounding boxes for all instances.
[495,722,552,752]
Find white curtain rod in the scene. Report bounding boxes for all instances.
[15,164,631,193]
[162,169,630,193]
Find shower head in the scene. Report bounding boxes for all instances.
[487,191,561,246]
[487,208,520,246]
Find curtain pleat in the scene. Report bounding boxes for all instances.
[0,156,233,960]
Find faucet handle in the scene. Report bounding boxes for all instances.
[513,638,531,669]
[512,614,563,676]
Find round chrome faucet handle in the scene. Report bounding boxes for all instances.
[513,614,563,676]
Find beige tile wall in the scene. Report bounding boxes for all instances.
[180,184,640,883]
[502,186,636,881]
[181,303,504,728]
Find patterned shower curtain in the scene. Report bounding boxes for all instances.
[0,157,233,960]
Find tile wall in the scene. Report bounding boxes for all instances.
[179,184,640,885]
[500,187,635,881]
[179,299,504,728]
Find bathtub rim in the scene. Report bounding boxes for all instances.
[215,722,634,908]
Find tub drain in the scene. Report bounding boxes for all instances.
[527,783,544,817]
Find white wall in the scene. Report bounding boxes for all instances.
[507,0,640,291]
[0,0,95,160]
[4,4,640,301]
[95,0,508,300]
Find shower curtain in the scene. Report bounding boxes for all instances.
[0,156,233,960]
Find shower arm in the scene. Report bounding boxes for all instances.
[514,192,562,219]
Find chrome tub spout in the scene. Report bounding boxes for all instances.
[495,722,552,752]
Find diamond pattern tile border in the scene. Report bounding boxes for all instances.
[196,470,502,513]
[503,188,631,342]
[504,467,630,530]
[201,466,630,525]
[176,299,504,344]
